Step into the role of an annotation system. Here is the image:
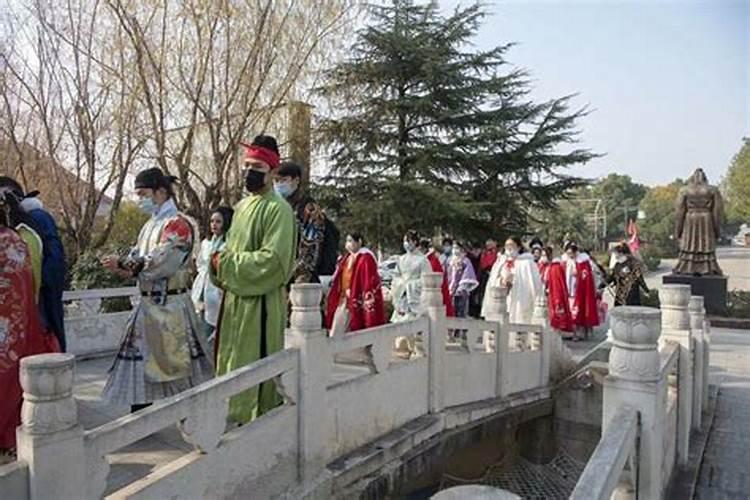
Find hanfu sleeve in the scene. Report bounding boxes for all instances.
[215,202,296,297]
[137,217,194,282]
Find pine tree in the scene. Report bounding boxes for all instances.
[317,0,596,249]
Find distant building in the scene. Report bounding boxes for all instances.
[0,141,113,222]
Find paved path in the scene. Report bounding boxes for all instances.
[695,327,750,499]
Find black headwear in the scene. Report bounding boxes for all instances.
[277,161,303,179]
[0,176,26,198]
[134,168,178,191]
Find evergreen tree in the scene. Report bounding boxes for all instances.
[317,0,596,249]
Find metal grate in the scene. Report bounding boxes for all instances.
[438,449,586,500]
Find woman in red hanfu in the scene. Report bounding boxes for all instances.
[420,239,455,317]
[564,242,599,340]
[0,191,59,460]
[325,233,385,335]
[545,254,574,336]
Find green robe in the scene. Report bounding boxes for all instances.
[213,189,296,423]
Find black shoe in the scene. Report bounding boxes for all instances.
[130,403,152,413]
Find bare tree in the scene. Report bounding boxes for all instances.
[106,0,357,229]
[0,0,145,258]
[0,0,357,257]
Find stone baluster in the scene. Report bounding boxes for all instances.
[702,317,710,410]
[531,293,551,386]
[284,283,330,482]
[484,286,511,397]
[604,306,665,500]
[659,284,693,466]
[688,296,705,430]
[422,272,446,414]
[16,353,87,500]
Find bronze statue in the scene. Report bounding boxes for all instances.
[673,168,723,275]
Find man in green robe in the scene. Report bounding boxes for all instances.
[212,135,296,423]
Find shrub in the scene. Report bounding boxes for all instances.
[641,289,660,308]
[640,247,662,272]
[69,248,136,313]
[727,290,750,319]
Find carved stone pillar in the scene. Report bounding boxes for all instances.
[702,317,710,409]
[531,293,551,384]
[285,283,330,482]
[422,272,446,413]
[484,286,511,397]
[604,306,665,500]
[689,295,705,430]
[16,353,86,500]
[659,284,692,465]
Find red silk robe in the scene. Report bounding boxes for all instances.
[426,251,455,317]
[537,260,550,283]
[0,227,59,449]
[546,261,573,333]
[573,259,600,328]
[325,250,385,332]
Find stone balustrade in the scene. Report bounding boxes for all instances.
[62,287,139,358]
[573,297,712,500]
[4,276,713,500]
[3,272,556,500]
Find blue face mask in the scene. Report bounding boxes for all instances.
[137,196,157,214]
[274,182,294,198]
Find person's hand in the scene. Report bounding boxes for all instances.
[101,255,120,272]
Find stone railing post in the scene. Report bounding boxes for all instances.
[484,286,510,397]
[604,307,664,500]
[689,296,705,430]
[531,293,551,386]
[660,284,692,466]
[422,272,446,414]
[285,284,330,482]
[16,354,86,500]
[702,318,710,410]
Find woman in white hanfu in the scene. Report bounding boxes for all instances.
[481,237,542,324]
[390,230,432,323]
[391,231,432,357]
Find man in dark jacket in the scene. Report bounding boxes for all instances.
[274,161,339,283]
[0,177,67,351]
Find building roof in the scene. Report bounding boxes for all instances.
[0,141,113,220]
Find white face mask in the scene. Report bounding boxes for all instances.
[345,241,356,254]
[505,247,518,257]
[616,254,628,264]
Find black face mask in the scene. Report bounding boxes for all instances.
[244,169,267,192]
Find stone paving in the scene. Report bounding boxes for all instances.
[694,327,750,500]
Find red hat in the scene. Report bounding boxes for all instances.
[242,135,280,169]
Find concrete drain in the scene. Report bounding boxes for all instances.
[438,450,586,499]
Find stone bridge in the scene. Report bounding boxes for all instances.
[0,274,711,499]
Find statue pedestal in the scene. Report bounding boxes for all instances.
[662,274,727,316]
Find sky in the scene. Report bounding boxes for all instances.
[440,0,749,186]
